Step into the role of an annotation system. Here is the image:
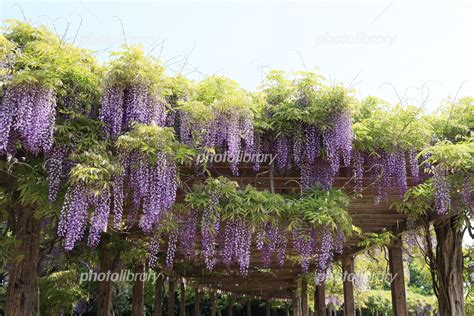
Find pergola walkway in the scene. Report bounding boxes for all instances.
[154,163,434,316]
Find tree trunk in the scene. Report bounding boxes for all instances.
[131,262,146,316]
[5,207,41,316]
[154,273,164,316]
[433,217,465,316]
[96,240,119,316]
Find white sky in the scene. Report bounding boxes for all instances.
[1,0,473,111]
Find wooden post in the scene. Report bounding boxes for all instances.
[388,237,408,316]
[342,254,355,316]
[301,277,308,316]
[154,273,164,316]
[285,303,290,316]
[168,277,176,316]
[179,280,185,316]
[131,262,146,316]
[314,283,326,316]
[194,286,201,316]
[211,290,217,316]
[247,298,252,316]
[228,295,233,316]
[292,291,299,316]
[266,300,271,316]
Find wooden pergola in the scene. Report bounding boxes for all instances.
[153,162,425,316]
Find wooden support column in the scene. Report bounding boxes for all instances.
[131,262,146,316]
[292,290,299,316]
[168,277,176,316]
[228,295,233,316]
[388,237,407,316]
[179,280,185,316]
[266,300,271,316]
[314,283,326,316]
[194,286,201,316]
[210,290,217,316]
[301,277,308,316]
[285,303,290,316]
[246,298,252,316]
[342,254,355,316]
[154,273,164,316]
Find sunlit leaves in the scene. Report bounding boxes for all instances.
[116,123,195,165]
[421,138,474,174]
[353,104,432,153]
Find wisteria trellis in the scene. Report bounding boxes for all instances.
[0,42,455,288]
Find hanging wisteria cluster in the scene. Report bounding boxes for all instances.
[256,222,287,268]
[266,111,353,191]
[0,83,56,154]
[432,166,451,215]
[45,146,68,202]
[58,182,93,251]
[290,226,344,285]
[99,83,167,139]
[201,191,221,271]
[221,220,252,275]
[358,150,422,204]
[176,106,254,175]
[120,149,177,232]
[58,177,124,251]
[179,209,199,259]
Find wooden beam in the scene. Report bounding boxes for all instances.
[301,277,308,316]
[266,300,271,316]
[168,277,176,316]
[388,238,407,316]
[154,273,164,316]
[314,283,326,316]
[342,255,355,316]
[247,298,252,316]
[179,280,185,316]
[194,286,201,316]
